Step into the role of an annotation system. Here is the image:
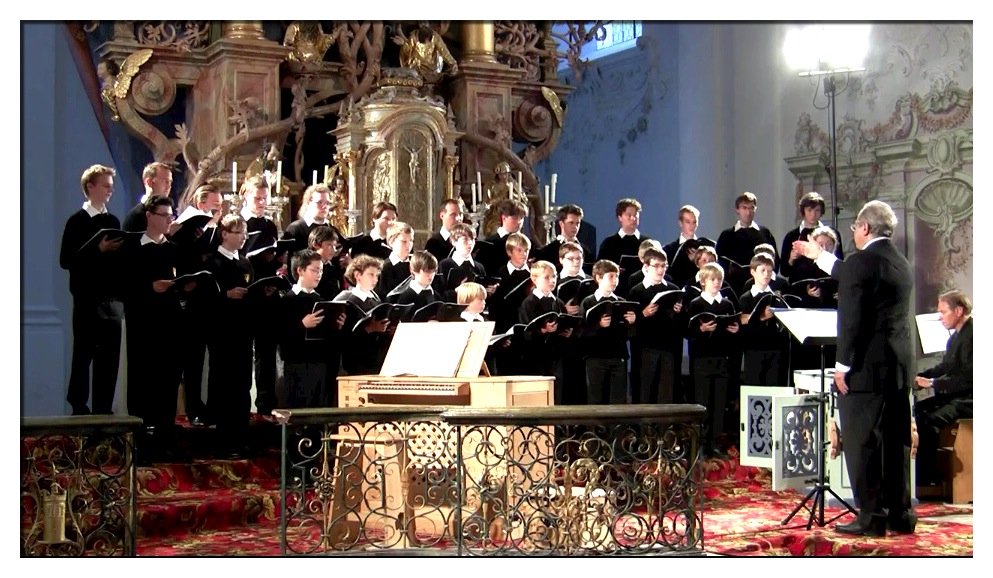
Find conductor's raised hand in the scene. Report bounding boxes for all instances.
[792,239,822,260]
[302,310,325,328]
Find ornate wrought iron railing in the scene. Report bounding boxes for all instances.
[21,415,141,557]
[275,405,706,556]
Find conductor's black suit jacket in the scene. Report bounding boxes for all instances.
[832,238,914,393]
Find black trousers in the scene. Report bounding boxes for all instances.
[637,347,676,404]
[915,396,972,483]
[742,350,787,387]
[253,334,279,413]
[586,357,627,405]
[207,335,254,437]
[282,362,330,409]
[838,388,913,522]
[692,356,729,448]
[180,301,209,417]
[124,309,182,429]
[67,298,124,414]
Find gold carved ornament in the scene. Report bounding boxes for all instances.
[97,49,153,122]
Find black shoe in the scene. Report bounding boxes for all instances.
[71,406,91,416]
[835,518,886,537]
[887,512,917,534]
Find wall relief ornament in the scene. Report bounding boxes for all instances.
[914,178,972,279]
[136,21,210,52]
[925,129,970,177]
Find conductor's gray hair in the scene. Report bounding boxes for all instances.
[857,200,897,238]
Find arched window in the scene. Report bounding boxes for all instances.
[555,22,643,72]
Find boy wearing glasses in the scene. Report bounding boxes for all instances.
[205,215,256,458]
[629,248,685,404]
[308,225,345,299]
[278,249,347,408]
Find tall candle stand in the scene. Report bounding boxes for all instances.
[268,194,290,232]
[540,205,559,246]
[465,203,488,240]
[344,208,363,237]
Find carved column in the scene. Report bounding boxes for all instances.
[196,33,290,191]
[460,22,497,64]
[222,22,265,40]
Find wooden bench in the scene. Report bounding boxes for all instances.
[938,419,973,504]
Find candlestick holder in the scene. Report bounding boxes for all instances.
[344,208,363,237]
[223,192,243,215]
[267,194,290,232]
[540,206,559,246]
[465,203,488,240]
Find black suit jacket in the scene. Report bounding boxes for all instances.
[834,238,913,393]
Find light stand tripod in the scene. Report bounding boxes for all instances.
[772,308,857,529]
[781,337,857,528]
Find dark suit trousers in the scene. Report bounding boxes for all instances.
[253,315,279,413]
[838,389,913,520]
[638,347,676,404]
[124,309,182,429]
[180,301,209,416]
[67,298,124,414]
[742,350,786,387]
[206,335,254,435]
[692,356,728,447]
[586,358,627,405]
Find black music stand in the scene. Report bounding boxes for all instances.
[772,308,857,529]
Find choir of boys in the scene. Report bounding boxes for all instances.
[63,167,873,466]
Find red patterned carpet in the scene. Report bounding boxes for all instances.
[132,444,973,557]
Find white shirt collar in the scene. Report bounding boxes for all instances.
[556,234,578,244]
[678,233,697,244]
[460,311,484,322]
[352,287,376,301]
[643,278,659,289]
[218,246,240,261]
[750,284,772,297]
[439,227,451,240]
[82,201,107,217]
[532,288,551,300]
[242,207,267,221]
[593,288,614,301]
[863,237,886,250]
[701,291,723,304]
[507,261,528,275]
[799,221,824,233]
[735,221,761,232]
[497,227,512,238]
[618,229,641,239]
[452,254,474,267]
[409,279,432,294]
[370,229,386,242]
[389,253,406,265]
[140,233,164,246]
[291,283,315,295]
[304,214,327,227]
[560,269,585,279]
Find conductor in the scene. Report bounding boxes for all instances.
[793,200,916,537]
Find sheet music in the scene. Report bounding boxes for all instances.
[771,308,837,343]
[379,322,473,377]
[915,312,952,355]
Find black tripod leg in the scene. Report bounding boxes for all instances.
[782,485,817,526]
[826,486,858,516]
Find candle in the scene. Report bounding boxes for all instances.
[476,172,482,200]
[544,185,550,213]
[551,173,558,205]
[232,162,238,193]
[324,165,329,183]
[471,183,478,212]
[312,170,318,186]
[517,171,523,193]
[275,161,282,195]
[508,181,514,198]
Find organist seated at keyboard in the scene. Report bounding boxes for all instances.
[913,290,973,486]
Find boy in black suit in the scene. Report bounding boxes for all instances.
[307,225,346,299]
[630,248,685,404]
[278,249,347,409]
[59,164,126,415]
[490,232,533,333]
[377,221,414,297]
[686,262,740,457]
[332,255,391,375]
[351,201,397,259]
[437,223,494,303]
[389,251,438,311]
[518,260,573,404]
[715,192,778,293]
[597,198,650,265]
[579,260,637,405]
[534,204,595,270]
[205,214,256,458]
[737,253,790,388]
[482,198,528,273]
[424,198,463,263]
[779,191,843,282]
[284,184,343,250]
